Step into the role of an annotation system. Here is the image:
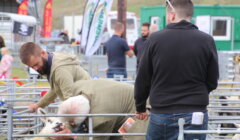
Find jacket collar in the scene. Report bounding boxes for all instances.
[166,20,198,30]
[46,53,53,81]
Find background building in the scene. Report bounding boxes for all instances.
[140,5,240,51]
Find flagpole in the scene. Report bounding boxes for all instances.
[117,0,127,39]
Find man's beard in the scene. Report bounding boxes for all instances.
[142,34,149,39]
[37,57,48,75]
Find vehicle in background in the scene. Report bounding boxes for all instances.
[107,11,139,49]
[63,12,138,50]
[0,12,37,53]
[63,15,83,42]
[0,12,38,68]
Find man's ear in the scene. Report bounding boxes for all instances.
[40,50,46,56]
[170,11,176,22]
[37,108,47,123]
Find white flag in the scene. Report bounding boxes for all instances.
[85,0,113,56]
[81,0,100,47]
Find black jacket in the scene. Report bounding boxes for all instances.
[134,20,219,114]
[134,37,147,68]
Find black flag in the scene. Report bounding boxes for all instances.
[13,21,33,36]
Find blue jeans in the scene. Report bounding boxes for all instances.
[106,68,127,78]
[146,112,208,140]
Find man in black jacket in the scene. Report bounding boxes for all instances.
[134,0,219,140]
[134,22,150,70]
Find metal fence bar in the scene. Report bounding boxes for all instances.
[178,118,240,140]
[6,82,14,140]
[89,116,93,140]
[15,123,43,135]
[13,133,146,138]
[13,113,137,118]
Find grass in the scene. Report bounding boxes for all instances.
[11,67,28,79]
[0,67,50,87]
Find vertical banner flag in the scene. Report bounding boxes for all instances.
[18,0,28,15]
[81,0,100,48]
[43,0,53,38]
[85,0,113,56]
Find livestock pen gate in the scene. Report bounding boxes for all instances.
[1,79,240,139]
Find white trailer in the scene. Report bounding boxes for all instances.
[0,12,37,54]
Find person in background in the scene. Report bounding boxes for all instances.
[70,38,76,46]
[0,47,13,79]
[58,30,70,44]
[105,22,134,78]
[134,0,219,140]
[149,24,158,34]
[101,27,110,55]
[0,35,6,61]
[133,22,150,70]
[19,42,91,112]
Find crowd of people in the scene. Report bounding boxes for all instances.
[0,0,220,140]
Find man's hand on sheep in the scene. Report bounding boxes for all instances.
[50,125,75,140]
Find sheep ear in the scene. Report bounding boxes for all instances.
[37,108,47,123]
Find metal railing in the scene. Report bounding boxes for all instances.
[11,113,145,139]
[1,80,240,139]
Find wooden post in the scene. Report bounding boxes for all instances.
[117,0,127,39]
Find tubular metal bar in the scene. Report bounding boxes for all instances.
[210,116,240,120]
[209,110,240,113]
[209,120,240,124]
[15,87,50,90]
[7,82,14,140]
[2,99,39,102]
[178,118,240,140]
[183,130,240,134]
[13,133,146,138]
[208,106,240,109]
[13,113,137,118]
[214,88,240,90]
[0,122,36,125]
[14,109,33,115]
[0,93,41,96]
[7,106,13,140]
[15,123,43,135]
[218,81,240,84]
[0,118,35,122]
[89,117,93,140]
[0,78,48,82]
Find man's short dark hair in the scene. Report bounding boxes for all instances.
[166,0,194,18]
[142,22,150,29]
[19,42,42,64]
[114,22,124,32]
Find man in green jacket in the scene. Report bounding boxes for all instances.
[53,79,148,140]
[19,42,91,111]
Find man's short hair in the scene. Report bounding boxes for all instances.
[142,22,150,29]
[166,0,194,18]
[19,42,42,64]
[114,22,124,32]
